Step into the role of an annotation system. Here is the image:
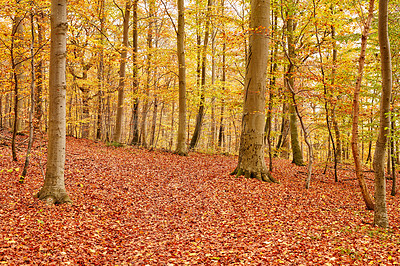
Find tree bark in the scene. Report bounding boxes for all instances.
[150,98,158,147]
[21,13,36,182]
[218,39,226,149]
[286,3,304,166]
[331,8,341,165]
[130,0,140,145]
[351,0,375,211]
[390,120,396,196]
[96,0,105,140]
[189,0,213,150]
[113,1,131,143]
[218,0,226,150]
[313,0,337,181]
[231,0,276,183]
[373,0,391,228]
[174,0,188,155]
[140,0,155,147]
[11,12,24,161]
[35,11,44,133]
[35,0,71,205]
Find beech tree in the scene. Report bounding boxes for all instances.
[189,0,213,150]
[351,0,375,211]
[174,0,188,155]
[373,0,391,228]
[285,0,304,166]
[114,1,131,143]
[35,0,71,205]
[10,5,24,162]
[231,0,276,183]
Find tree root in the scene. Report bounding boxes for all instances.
[35,190,72,205]
[174,150,188,156]
[230,167,279,183]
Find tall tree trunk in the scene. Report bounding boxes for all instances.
[390,119,396,196]
[11,12,24,161]
[189,0,213,150]
[218,0,226,150]
[286,3,304,166]
[21,13,36,183]
[35,11,44,133]
[140,0,155,147]
[150,98,158,147]
[313,0,337,181]
[6,93,12,129]
[373,0,391,228]
[231,0,276,183]
[169,101,175,150]
[266,8,278,171]
[0,95,2,128]
[130,0,140,145]
[218,44,226,149]
[154,103,164,148]
[114,1,131,143]
[79,74,90,139]
[209,28,217,150]
[330,6,341,166]
[276,100,290,158]
[35,0,71,205]
[96,0,105,140]
[174,0,188,155]
[287,81,314,189]
[351,0,375,211]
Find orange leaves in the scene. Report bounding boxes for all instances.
[0,134,400,264]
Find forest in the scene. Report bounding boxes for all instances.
[1,0,400,264]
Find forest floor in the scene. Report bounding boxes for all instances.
[1,131,400,265]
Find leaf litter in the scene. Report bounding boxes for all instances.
[0,135,399,265]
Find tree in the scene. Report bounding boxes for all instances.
[140,0,155,147]
[189,0,213,150]
[96,0,105,140]
[20,11,36,183]
[114,1,131,143]
[10,3,24,162]
[351,0,375,211]
[35,0,71,205]
[285,0,304,166]
[174,0,188,155]
[231,0,276,183]
[130,0,140,145]
[373,0,391,228]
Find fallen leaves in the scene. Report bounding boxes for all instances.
[0,134,399,264]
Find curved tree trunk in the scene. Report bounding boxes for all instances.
[373,0,391,228]
[231,0,276,183]
[351,0,375,211]
[35,0,71,205]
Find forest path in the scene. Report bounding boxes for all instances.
[1,136,399,264]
